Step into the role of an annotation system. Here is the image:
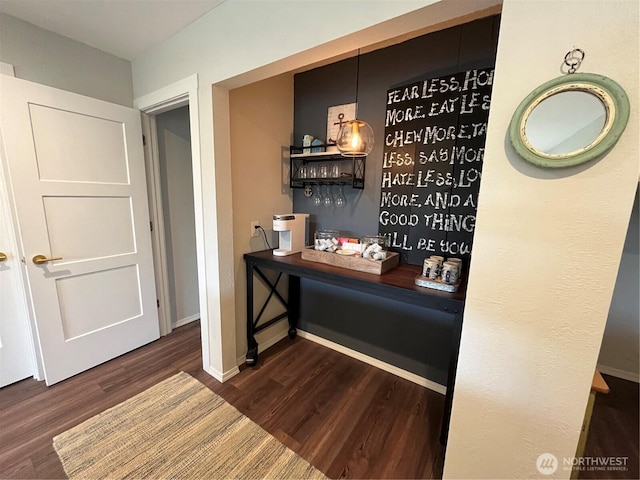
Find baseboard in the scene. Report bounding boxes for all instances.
[597,364,640,383]
[297,330,447,395]
[236,329,290,366]
[174,314,200,329]
[203,364,240,383]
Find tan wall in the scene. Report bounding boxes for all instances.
[229,74,294,360]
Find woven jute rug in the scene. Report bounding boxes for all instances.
[53,372,326,479]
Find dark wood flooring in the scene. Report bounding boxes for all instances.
[0,321,444,479]
[581,374,639,480]
[0,321,637,479]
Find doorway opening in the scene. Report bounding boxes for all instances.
[135,75,214,375]
[145,106,200,334]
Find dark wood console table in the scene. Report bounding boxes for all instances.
[243,249,466,445]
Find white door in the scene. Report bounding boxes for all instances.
[0,157,34,387]
[0,76,159,385]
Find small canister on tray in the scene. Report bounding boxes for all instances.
[314,230,340,252]
[361,235,388,260]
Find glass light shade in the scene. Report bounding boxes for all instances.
[336,120,374,157]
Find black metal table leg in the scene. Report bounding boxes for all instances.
[288,275,300,338]
[245,259,297,366]
[245,261,258,366]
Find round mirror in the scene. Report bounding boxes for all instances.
[509,73,630,168]
[525,91,607,155]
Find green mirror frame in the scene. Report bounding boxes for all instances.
[509,73,630,168]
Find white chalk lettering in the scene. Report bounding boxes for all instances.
[387,85,422,104]
[382,151,414,168]
[421,77,461,98]
[451,146,484,164]
[385,129,424,148]
[385,105,426,126]
[457,168,481,187]
[423,125,457,144]
[428,97,458,116]
[419,146,485,165]
[423,213,476,232]
[462,69,494,91]
[389,232,413,250]
[440,239,472,255]
[379,211,419,227]
[456,122,488,140]
[460,92,481,114]
[416,237,436,251]
[380,192,421,208]
[415,169,455,188]
[462,194,476,208]
[381,171,416,188]
[424,192,462,209]
[461,93,491,113]
[419,148,450,164]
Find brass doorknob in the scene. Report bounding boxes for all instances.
[32,254,63,265]
[0,252,7,262]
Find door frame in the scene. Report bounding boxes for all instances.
[133,75,212,361]
[141,113,172,336]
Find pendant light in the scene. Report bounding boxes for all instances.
[336,49,374,157]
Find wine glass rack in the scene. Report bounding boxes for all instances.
[289,145,365,190]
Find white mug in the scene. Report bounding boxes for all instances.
[441,261,460,284]
[423,258,440,279]
[447,257,463,273]
[429,255,444,276]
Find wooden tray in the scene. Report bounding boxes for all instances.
[301,247,399,275]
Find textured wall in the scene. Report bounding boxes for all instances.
[444,1,639,478]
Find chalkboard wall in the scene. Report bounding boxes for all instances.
[294,16,500,238]
[380,68,494,265]
[293,16,500,384]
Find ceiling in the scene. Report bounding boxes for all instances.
[0,0,225,61]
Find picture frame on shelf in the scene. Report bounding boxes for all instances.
[327,103,356,152]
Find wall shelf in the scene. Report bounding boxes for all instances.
[289,145,365,189]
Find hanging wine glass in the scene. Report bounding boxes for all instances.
[323,185,333,208]
[313,185,322,207]
[335,184,346,208]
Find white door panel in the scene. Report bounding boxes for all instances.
[0,76,159,385]
[0,162,34,387]
[43,195,136,262]
[29,104,130,184]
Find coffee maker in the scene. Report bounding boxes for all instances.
[272,213,309,256]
